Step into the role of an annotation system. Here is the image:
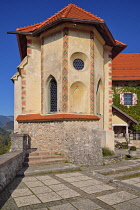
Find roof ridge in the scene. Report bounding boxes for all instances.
[62,3,73,17]
[38,5,69,29]
[71,4,104,21]
[16,4,104,32]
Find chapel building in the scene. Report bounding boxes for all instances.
[10,4,126,164]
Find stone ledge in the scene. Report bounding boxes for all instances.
[0,151,25,192]
[0,151,23,166]
[103,154,124,165]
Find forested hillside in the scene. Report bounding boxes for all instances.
[0,127,11,155]
[0,115,14,155]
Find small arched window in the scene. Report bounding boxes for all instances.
[96,79,103,115]
[49,78,57,112]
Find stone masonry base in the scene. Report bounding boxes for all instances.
[18,120,103,165]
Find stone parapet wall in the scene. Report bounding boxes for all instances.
[0,152,25,192]
[10,134,30,151]
[18,120,103,165]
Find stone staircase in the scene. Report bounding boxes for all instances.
[23,150,66,166]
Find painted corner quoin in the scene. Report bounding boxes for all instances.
[90,31,94,114]
[27,39,32,55]
[62,28,69,112]
[41,37,44,113]
[21,68,26,113]
[21,39,33,113]
[108,53,113,130]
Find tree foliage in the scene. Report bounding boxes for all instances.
[0,127,11,155]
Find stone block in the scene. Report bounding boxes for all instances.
[14,195,41,207]
[97,191,137,205]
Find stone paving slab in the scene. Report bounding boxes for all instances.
[14,195,41,207]
[129,197,140,207]
[133,183,140,187]
[49,203,77,210]
[41,179,61,185]
[22,177,38,182]
[56,189,80,198]
[113,201,140,210]
[30,186,53,194]
[35,208,48,210]
[36,175,55,181]
[10,188,32,198]
[2,160,140,209]
[71,198,103,209]
[71,179,103,188]
[56,172,83,178]
[80,185,104,194]
[36,192,62,203]
[48,183,70,191]
[24,180,45,188]
[97,191,137,205]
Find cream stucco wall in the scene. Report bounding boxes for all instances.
[68,29,90,114]
[112,114,128,125]
[43,31,63,113]
[25,37,41,114]
[94,28,105,123]
[13,75,21,132]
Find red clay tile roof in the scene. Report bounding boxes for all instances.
[115,40,126,46]
[17,4,104,32]
[16,113,100,122]
[112,53,140,81]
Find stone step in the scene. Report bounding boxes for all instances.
[23,157,66,167]
[26,150,59,157]
[24,154,63,162]
[17,163,80,176]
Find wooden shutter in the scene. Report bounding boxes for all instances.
[120,94,124,105]
[132,93,137,105]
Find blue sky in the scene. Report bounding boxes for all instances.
[0,0,140,116]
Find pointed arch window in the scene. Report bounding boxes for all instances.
[96,79,103,115]
[49,78,57,112]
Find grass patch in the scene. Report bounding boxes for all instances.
[102,147,115,157]
[104,167,140,176]
[118,173,140,180]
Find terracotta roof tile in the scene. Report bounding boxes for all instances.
[115,40,126,45]
[16,4,104,32]
[112,53,140,81]
[16,113,100,122]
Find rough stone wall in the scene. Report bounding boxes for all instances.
[18,120,103,165]
[0,152,25,192]
[10,134,30,152]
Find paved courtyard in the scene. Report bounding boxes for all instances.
[1,169,140,210]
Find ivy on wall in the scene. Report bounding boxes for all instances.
[112,86,140,131]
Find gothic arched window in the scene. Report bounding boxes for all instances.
[49,78,57,112]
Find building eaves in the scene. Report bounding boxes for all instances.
[112,105,139,124]
[16,113,100,122]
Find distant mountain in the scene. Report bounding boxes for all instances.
[0,115,14,127]
[2,121,14,131]
[0,127,10,136]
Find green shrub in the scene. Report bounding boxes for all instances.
[121,142,128,149]
[130,146,136,151]
[102,147,115,157]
